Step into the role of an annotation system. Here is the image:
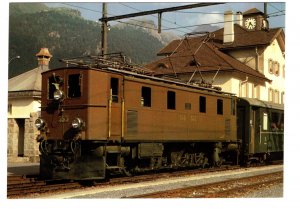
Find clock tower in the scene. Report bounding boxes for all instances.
[243,8,268,31]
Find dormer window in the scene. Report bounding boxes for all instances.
[189,59,200,67]
[157,63,168,69]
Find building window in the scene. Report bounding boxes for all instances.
[274,61,280,76]
[248,83,253,98]
[185,103,191,110]
[254,85,260,99]
[268,88,274,102]
[281,92,285,104]
[110,78,119,102]
[68,74,82,98]
[217,99,223,115]
[241,82,247,97]
[167,91,176,110]
[157,63,168,69]
[141,86,151,107]
[8,104,12,114]
[268,59,273,74]
[282,65,285,78]
[199,96,206,113]
[274,90,279,103]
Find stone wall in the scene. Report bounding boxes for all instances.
[7,112,40,163]
[7,118,18,157]
[24,112,40,162]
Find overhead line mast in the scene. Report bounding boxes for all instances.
[99,2,224,56]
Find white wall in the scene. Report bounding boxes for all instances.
[262,39,285,103]
[8,98,40,119]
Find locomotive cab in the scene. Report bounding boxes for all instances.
[37,68,123,180]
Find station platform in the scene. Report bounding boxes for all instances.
[7,163,39,177]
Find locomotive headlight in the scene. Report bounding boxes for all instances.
[35,118,46,130]
[53,90,64,101]
[72,118,84,129]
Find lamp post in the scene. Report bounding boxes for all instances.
[9,55,20,64]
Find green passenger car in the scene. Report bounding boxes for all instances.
[237,98,284,164]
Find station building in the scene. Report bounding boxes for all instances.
[7,48,52,162]
[146,8,285,104]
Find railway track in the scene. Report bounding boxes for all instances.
[128,171,283,198]
[7,162,282,198]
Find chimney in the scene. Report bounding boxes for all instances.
[36,48,52,70]
[236,11,243,26]
[223,11,234,43]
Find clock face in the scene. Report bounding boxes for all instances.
[245,18,256,30]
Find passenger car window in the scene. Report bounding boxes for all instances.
[263,113,268,130]
[68,74,81,98]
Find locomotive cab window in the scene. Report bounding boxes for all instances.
[217,99,223,115]
[68,74,81,98]
[141,86,151,107]
[110,78,119,103]
[199,96,206,113]
[167,91,176,110]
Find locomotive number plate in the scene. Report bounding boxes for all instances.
[58,115,69,123]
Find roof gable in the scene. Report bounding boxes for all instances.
[8,67,46,92]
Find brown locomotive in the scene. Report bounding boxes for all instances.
[36,63,240,180]
[36,57,283,180]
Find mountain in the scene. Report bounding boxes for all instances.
[192,24,220,33]
[8,3,178,78]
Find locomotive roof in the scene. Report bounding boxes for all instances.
[44,66,235,97]
[240,97,284,111]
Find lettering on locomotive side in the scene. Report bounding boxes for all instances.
[58,115,69,123]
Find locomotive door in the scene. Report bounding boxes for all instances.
[108,76,123,141]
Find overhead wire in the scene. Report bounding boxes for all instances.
[118,2,191,34]
[59,2,285,35]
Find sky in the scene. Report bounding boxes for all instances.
[45,2,285,36]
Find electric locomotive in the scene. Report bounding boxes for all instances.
[36,62,241,180]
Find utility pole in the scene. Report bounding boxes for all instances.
[264,2,268,18]
[101,2,108,58]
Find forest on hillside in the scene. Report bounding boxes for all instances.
[8,3,168,78]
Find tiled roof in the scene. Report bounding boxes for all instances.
[146,41,269,81]
[243,8,264,15]
[158,25,284,55]
[211,25,284,50]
